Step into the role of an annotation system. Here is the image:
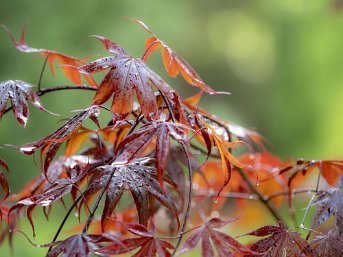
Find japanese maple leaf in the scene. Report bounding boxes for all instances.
[46,233,118,257]
[310,175,343,235]
[9,155,93,202]
[115,115,190,190]
[2,25,97,87]
[0,203,18,246]
[194,116,247,194]
[178,211,256,257]
[131,19,228,95]
[96,223,174,257]
[0,157,9,201]
[181,92,266,150]
[19,106,99,174]
[0,80,52,126]
[73,35,180,121]
[310,230,343,257]
[243,221,313,257]
[285,160,343,200]
[80,158,179,228]
[9,165,85,237]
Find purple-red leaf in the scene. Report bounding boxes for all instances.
[46,233,118,257]
[310,230,343,257]
[243,221,313,257]
[0,80,53,126]
[81,158,179,229]
[9,165,85,237]
[96,223,174,257]
[311,175,343,235]
[19,106,99,174]
[0,157,9,201]
[74,35,180,121]
[178,214,256,257]
[116,117,190,191]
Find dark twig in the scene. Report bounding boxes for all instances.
[236,167,286,224]
[193,188,317,202]
[37,53,51,91]
[157,90,193,256]
[81,112,143,234]
[47,194,82,253]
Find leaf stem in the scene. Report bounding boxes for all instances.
[157,90,193,256]
[81,112,143,234]
[236,167,286,224]
[47,194,82,253]
[37,53,51,91]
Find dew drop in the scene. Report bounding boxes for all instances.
[214,198,218,204]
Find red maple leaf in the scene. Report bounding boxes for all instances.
[115,115,190,190]
[131,18,228,95]
[0,80,53,126]
[73,35,180,121]
[19,106,99,174]
[96,223,175,257]
[80,158,179,228]
[178,211,256,257]
[2,25,97,87]
[242,221,314,257]
[0,157,9,201]
[310,229,343,257]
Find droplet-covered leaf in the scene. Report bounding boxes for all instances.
[0,80,52,126]
[310,230,343,257]
[81,158,179,229]
[310,175,343,235]
[74,35,180,121]
[242,221,313,257]
[19,106,99,174]
[96,223,174,257]
[178,212,256,257]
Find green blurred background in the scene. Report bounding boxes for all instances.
[1,0,343,256]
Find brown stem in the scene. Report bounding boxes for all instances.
[47,194,83,253]
[157,90,193,256]
[193,188,317,202]
[37,53,51,91]
[267,189,317,202]
[236,167,286,224]
[46,160,105,254]
[141,40,159,60]
[81,113,143,234]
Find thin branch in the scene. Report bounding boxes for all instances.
[37,53,51,91]
[47,194,82,253]
[193,191,258,200]
[81,113,143,234]
[37,85,96,97]
[305,162,322,239]
[141,40,159,60]
[46,160,106,254]
[266,189,317,202]
[236,167,286,224]
[82,168,115,234]
[157,90,193,256]
[193,188,317,202]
